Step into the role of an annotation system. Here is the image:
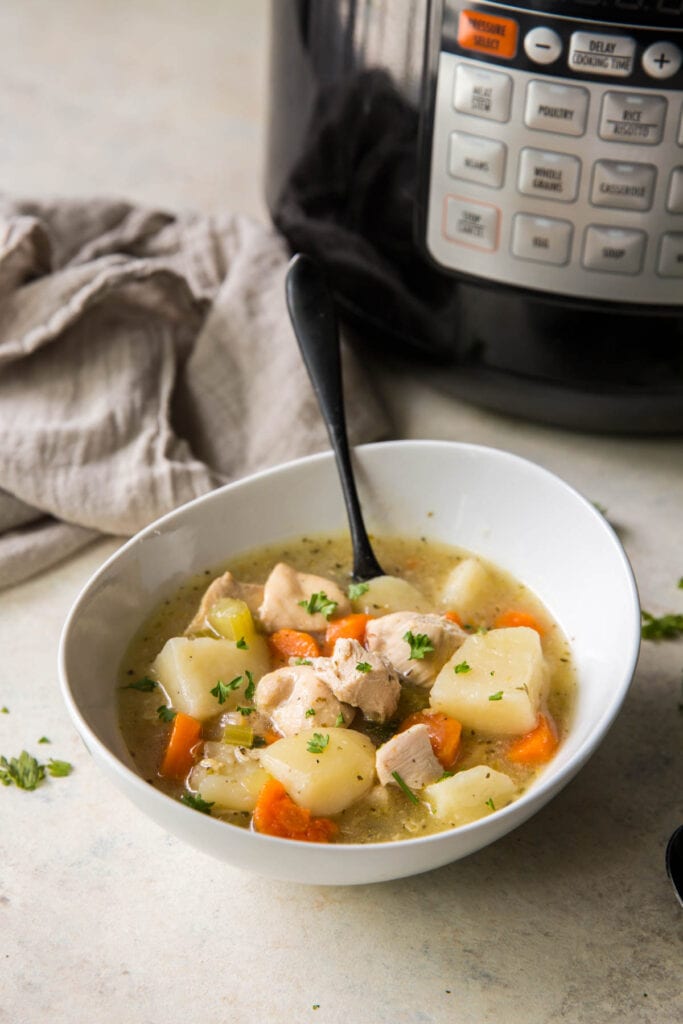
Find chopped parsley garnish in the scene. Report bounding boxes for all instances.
[485,797,496,811]
[306,732,330,754]
[294,657,312,666]
[1,707,8,714]
[347,582,369,600]
[180,793,214,815]
[641,610,683,640]
[47,759,73,778]
[157,705,177,722]
[124,676,157,692]
[440,770,455,780]
[298,591,338,620]
[356,662,372,673]
[237,706,254,716]
[0,751,45,790]
[678,578,683,590]
[453,661,471,674]
[335,713,344,727]
[236,636,249,650]
[403,631,435,660]
[488,691,504,701]
[391,770,420,805]
[244,670,255,701]
[211,676,242,703]
[38,736,51,744]
[305,708,316,717]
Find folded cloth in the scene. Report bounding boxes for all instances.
[0,196,389,588]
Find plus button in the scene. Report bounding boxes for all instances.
[654,52,671,70]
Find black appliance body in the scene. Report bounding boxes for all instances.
[266,1,683,433]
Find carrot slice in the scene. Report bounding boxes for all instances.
[494,609,545,635]
[267,629,321,665]
[253,779,338,842]
[324,613,371,655]
[399,710,462,770]
[159,712,202,780]
[443,610,463,626]
[507,714,558,765]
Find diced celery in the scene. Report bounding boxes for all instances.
[223,723,255,747]
[206,598,254,642]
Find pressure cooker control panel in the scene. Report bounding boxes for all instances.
[424,2,683,304]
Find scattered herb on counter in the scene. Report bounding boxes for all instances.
[678,578,683,590]
[307,733,330,754]
[641,611,683,640]
[180,793,214,815]
[347,582,369,600]
[1,707,8,714]
[47,759,73,778]
[403,631,435,660]
[298,591,338,620]
[124,677,157,692]
[454,661,471,674]
[391,770,420,805]
[38,737,51,744]
[0,751,45,790]
[157,705,177,723]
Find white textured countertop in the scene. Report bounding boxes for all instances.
[1,3,681,1023]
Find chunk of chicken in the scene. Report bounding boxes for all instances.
[255,664,354,737]
[258,563,351,633]
[322,638,401,723]
[365,612,467,689]
[186,571,264,635]
[375,723,443,791]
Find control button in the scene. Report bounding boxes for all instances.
[448,132,507,188]
[582,226,646,275]
[518,148,581,203]
[524,26,562,66]
[667,168,683,213]
[642,41,682,80]
[657,233,683,277]
[511,214,572,265]
[457,10,518,61]
[453,64,513,122]
[524,81,589,137]
[590,160,656,211]
[599,92,667,145]
[443,195,499,251]
[569,31,636,78]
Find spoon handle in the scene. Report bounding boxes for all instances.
[285,253,384,582]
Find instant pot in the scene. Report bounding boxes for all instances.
[266,1,683,432]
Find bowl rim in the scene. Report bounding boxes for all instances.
[58,439,642,856]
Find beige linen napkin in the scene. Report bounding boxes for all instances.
[0,197,389,588]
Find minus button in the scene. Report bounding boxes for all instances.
[524,26,563,66]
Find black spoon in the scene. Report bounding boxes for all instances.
[666,825,683,908]
[285,252,385,583]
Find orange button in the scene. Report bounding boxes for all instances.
[458,10,518,60]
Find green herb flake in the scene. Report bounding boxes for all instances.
[157,705,177,722]
[294,657,312,666]
[1,707,8,714]
[211,676,242,703]
[391,770,420,805]
[488,691,504,701]
[236,636,249,650]
[485,797,496,811]
[237,706,254,716]
[403,631,435,660]
[641,611,683,640]
[356,662,372,673]
[124,676,157,692]
[37,737,51,744]
[298,591,338,620]
[454,661,471,674]
[305,708,316,718]
[335,713,344,727]
[244,670,255,701]
[306,732,330,754]
[180,793,214,815]
[47,759,73,778]
[678,578,683,590]
[0,751,45,791]
[347,582,369,600]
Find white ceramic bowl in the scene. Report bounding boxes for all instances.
[59,441,640,885]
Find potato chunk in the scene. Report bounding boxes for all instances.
[152,636,270,721]
[430,627,547,735]
[425,766,515,825]
[259,727,376,816]
[438,558,493,623]
[351,575,430,617]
